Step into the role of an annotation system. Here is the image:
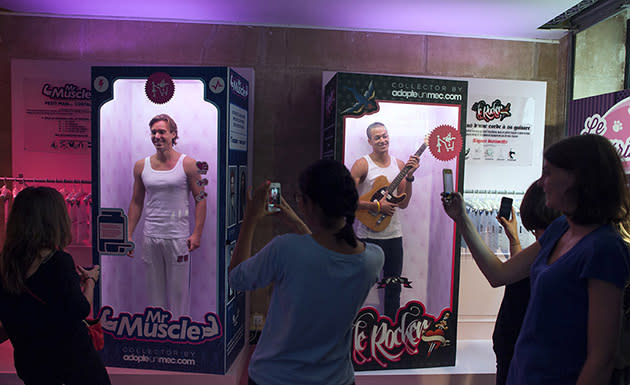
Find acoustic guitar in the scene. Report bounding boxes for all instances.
[356,142,428,232]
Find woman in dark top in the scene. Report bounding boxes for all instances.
[492,182,559,385]
[0,187,110,385]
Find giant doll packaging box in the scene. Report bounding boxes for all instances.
[323,72,467,370]
[91,66,249,374]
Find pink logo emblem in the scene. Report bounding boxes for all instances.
[428,125,462,161]
[145,72,174,104]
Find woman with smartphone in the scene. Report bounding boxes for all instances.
[492,182,559,385]
[228,159,384,385]
[0,187,110,385]
[442,134,630,385]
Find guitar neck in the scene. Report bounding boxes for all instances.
[387,143,427,194]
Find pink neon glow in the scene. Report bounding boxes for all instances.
[2,0,579,40]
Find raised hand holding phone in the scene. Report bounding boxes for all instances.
[496,197,518,246]
[498,197,513,220]
[243,181,273,222]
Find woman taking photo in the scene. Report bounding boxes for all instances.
[442,134,629,385]
[229,159,384,385]
[0,187,110,385]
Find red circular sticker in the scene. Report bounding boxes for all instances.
[428,125,462,161]
[145,72,175,104]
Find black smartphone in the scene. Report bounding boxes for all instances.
[498,197,513,220]
[442,169,453,195]
[267,182,281,212]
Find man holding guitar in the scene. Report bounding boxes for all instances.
[127,113,207,317]
[350,122,422,321]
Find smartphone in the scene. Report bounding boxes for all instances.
[267,183,281,212]
[498,197,513,220]
[442,169,454,195]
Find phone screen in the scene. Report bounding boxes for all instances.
[442,169,453,194]
[498,197,513,220]
[267,183,281,212]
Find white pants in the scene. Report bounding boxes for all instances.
[142,236,190,318]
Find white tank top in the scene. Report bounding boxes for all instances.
[355,154,403,239]
[141,154,190,238]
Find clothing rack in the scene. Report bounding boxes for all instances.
[0,176,94,248]
[463,189,525,195]
[464,190,525,212]
[0,177,91,184]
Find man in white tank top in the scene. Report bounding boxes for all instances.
[127,114,207,317]
[350,122,419,321]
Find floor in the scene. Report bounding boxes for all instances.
[0,339,496,385]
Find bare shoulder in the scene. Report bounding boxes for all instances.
[133,158,145,175]
[183,155,197,167]
[396,158,405,170]
[183,155,200,176]
[350,157,368,176]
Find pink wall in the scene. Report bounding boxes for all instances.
[0,16,568,198]
[0,14,568,382]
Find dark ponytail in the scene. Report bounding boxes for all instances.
[337,214,357,247]
[299,159,359,247]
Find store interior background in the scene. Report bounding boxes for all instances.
[0,0,629,383]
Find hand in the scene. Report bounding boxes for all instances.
[77,265,100,285]
[441,192,465,221]
[276,195,301,224]
[245,181,272,221]
[379,196,398,216]
[187,233,201,252]
[127,236,134,258]
[497,207,518,243]
[405,155,420,177]
[276,195,310,234]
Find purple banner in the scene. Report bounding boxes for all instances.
[568,89,630,171]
